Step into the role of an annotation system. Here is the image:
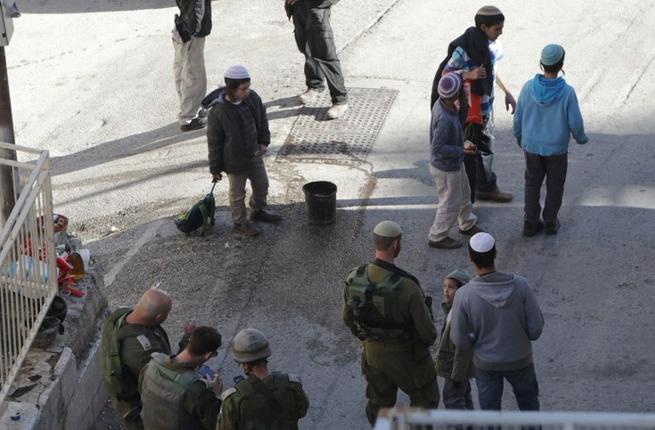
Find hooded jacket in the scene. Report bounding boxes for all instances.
[449,272,544,371]
[206,88,270,175]
[430,27,494,109]
[513,74,588,156]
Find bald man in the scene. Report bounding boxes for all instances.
[102,289,178,430]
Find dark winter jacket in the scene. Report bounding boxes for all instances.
[176,0,212,37]
[206,89,270,175]
[435,303,474,381]
[430,99,465,172]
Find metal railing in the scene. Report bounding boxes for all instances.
[374,408,655,430]
[0,141,57,406]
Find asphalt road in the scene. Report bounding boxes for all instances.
[8,0,655,429]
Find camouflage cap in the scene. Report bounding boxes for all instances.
[373,220,402,238]
[445,268,472,286]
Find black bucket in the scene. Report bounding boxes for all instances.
[302,181,337,225]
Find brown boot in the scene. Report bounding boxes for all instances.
[428,237,462,249]
[476,187,513,203]
[233,222,260,237]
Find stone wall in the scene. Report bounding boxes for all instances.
[0,267,108,429]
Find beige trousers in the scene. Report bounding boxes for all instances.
[429,164,477,241]
[173,35,207,124]
[227,158,269,225]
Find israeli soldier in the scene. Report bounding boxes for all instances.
[139,326,223,430]
[342,220,439,426]
[216,328,309,430]
[101,288,174,430]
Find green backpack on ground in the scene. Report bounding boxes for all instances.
[175,183,216,235]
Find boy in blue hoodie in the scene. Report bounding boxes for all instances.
[513,44,589,236]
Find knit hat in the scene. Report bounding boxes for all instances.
[445,268,472,287]
[541,44,565,66]
[438,73,462,99]
[373,221,402,238]
[224,64,250,80]
[476,5,503,16]
[469,232,495,253]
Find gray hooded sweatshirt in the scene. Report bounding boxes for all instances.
[450,272,544,371]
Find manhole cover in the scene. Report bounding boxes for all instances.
[277,87,398,164]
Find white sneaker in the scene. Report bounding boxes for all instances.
[299,88,320,104]
[326,103,348,120]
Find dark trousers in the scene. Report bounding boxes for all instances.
[463,151,497,204]
[292,3,348,104]
[474,363,540,411]
[524,151,568,224]
[442,378,474,410]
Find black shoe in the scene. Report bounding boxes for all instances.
[428,237,462,249]
[180,117,206,132]
[523,221,544,237]
[459,225,485,236]
[250,209,282,223]
[544,220,560,235]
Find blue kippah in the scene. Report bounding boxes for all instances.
[541,44,565,66]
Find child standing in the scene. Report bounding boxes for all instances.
[513,44,589,236]
[430,5,514,204]
[428,73,482,249]
[436,269,474,409]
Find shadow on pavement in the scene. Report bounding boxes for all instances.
[18,0,171,13]
[51,123,204,176]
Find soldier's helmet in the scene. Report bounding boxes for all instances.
[232,328,272,363]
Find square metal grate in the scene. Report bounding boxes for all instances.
[276,87,398,163]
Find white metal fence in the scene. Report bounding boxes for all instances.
[0,141,57,406]
[374,409,655,430]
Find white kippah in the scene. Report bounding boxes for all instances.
[224,64,250,80]
[469,232,495,252]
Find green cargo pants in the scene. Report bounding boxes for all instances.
[362,341,439,425]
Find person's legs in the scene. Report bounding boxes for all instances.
[306,7,347,104]
[542,153,568,224]
[173,39,184,117]
[464,154,477,204]
[362,350,398,426]
[477,114,498,192]
[401,357,439,410]
[227,173,248,225]
[504,363,540,411]
[247,159,269,211]
[523,151,546,224]
[292,3,325,92]
[178,37,207,125]
[428,166,460,242]
[463,379,474,410]
[474,367,504,410]
[443,378,470,410]
[456,165,477,231]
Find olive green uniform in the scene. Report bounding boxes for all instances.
[217,373,308,430]
[101,309,172,430]
[139,353,221,430]
[342,259,439,425]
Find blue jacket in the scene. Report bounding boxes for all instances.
[513,74,588,156]
[430,100,464,172]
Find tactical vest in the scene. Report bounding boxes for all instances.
[139,353,202,430]
[234,373,298,430]
[347,265,412,342]
[101,308,133,399]
[101,308,171,400]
